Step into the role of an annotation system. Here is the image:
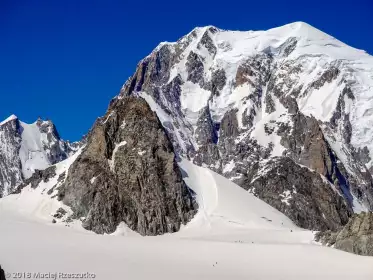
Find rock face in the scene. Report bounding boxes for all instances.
[0,116,22,197]
[58,96,197,235]
[316,212,373,256]
[114,22,373,231]
[248,157,352,231]
[0,115,77,197]
[12,165,57,194]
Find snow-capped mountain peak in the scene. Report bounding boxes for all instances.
[144,21,373,123]
[116,22,373,228]
[0,116,79,197]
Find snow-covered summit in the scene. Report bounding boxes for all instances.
[154,21,369,63]
[117,21,373,226]
[146,21,372,119]
[127,21,373,155]
[267,21,335,41]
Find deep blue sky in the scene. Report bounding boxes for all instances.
[1,0,372,141]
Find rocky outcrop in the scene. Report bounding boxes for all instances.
[186,51,205,85]
[12,166,57,194]
[35,119,78,165]
[0,117,23,197]
[316,212,373,256]
[58,96,197,235]
[191,96,358,231]
[278,98,373,210]
[195,106,218,145]
[53,207,68,219]
[247,157,352,231]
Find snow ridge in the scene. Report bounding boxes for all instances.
[0,115,18,126]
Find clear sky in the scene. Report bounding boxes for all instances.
[1,0,372,141]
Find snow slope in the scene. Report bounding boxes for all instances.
[178,159,300,234]
[18,120,52,178]
[1,158,372,279]
[0,148,82,223]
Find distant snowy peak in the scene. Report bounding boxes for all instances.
[0,115,79,197]
[19,118,63,178]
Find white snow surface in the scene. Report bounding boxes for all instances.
[0,117,71,180]
[108,140,127,171]
[0,116,76,197]
[18,120,53,178]
[164,22,373,121]
[0,148,82,218]
[180,81,212,112]
[1,158,372,279]
[1,116,65,181]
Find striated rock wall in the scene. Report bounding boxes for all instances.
[58,97,197,235]
[316,212,373,256]
[248,157,352,231]
[0,118,23,197]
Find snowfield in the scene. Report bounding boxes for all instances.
[0,158,372,280]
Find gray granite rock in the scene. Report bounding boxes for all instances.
[53,207,68,219]
[316,212,373,256]
[247,157,352,231]
[0,117,23,197]
[58,97,197,235]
